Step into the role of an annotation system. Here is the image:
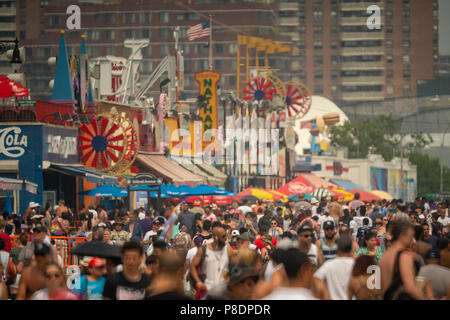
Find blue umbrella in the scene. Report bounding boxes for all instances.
[83,185,127,197]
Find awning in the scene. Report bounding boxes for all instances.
[136,154,206,186]
[46,164,118,185]
[301,173,336,189]
[330,179,364,191]
[0,177,38,194]
[0,160,19,172]
[178,161,223,187]
[195,162,227,187]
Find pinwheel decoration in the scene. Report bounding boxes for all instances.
[78,117,126,171]
[243,76,277,102]
[285,81,312,120]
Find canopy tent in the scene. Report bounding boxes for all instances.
[371,190,393,201]
[0,75,29,98]
[46,164,118,185]
[136,154,206,186]
[312,188,334,200]
[277,175,315,195]
[263,189,289,201]
[301,173,336,189]
[349,189,381,202]
[330,179,365,192]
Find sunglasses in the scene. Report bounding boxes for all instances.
[45,272,62,279]
[301,234,312,238]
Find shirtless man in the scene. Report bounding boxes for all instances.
[16,243,52,300]
[327,198,343,227]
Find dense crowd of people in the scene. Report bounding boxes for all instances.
[0,194,449,300]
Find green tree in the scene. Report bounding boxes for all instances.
[408,152,450,196]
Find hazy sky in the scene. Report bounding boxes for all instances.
[440,0,450,54]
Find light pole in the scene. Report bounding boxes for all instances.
[0,38,22,73]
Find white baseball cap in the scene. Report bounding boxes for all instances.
[231,230,240,237]
[419,214,425,219]
[311,198,319,204]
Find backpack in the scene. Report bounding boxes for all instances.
[173,232,189,250]
[50,219,63,236]
[357,226,370,247]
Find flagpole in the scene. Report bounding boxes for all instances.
[209,14,213,70]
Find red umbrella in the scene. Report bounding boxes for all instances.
[349,189,381,202]
[184,195,238,206]
[0,76,29,98]
[277,175,315,195]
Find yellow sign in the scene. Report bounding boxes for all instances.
[195,70,220,150]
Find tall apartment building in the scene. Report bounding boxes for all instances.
[17,0,296,102]
[0,0,17,75]
[276,0,439,115]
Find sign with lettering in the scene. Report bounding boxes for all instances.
[128,174,162,186]
[195,70,220,151]
[0,126,28,158]
[43,125,79,163]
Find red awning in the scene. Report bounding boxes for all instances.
[0,76,29,98]
[277,175,315,195]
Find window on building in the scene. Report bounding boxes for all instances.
[403,55,410,65]
[159,28,170,39]
[387,85,394,94]
[299,56,306,65]
[315,85,323,94]
[387,55,393,64]
[105,13,116,24]
[229,75,236,86]
[403,69,410,79]
[314,40,323,49]
[331,55,338,66]
[298,41,305,49]
[229,43,237,54]
[331,11,337,21]
[49,15,61,27]
[86,30,100,41]
[386,10,392,20]
[387,69,393,78]
[433,10,438,20]
[331,70,338,79]
[215,43,224,54]
[140,12,152,24]
[142,45,152,57]
[106,47,115,56]
[122,13,136,24]
[231,60,236,71]
[160,44,170,56]
[159,12,169,23]
[140,29,151,39]
[299,26,306,34]
[314,25,323,34]
[331,41,337,49]
[314,70,323,79]
[402,10,410,19]
[105,30,115,41]
[402,25,410,33]
[386,40,393,48]
[331,26,337,34]
[141,61,153,73]
[313,11,323,21]
[402,40,410,49]
[386,25,393,33]
[314,55,323,66]
[122,29,134,39]
[215,60,224,70]
[403,84,410,95]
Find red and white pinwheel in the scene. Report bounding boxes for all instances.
[285,81,311,120]
[243,76,277,102]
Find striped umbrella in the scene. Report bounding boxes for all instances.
[238,188,274,200]
[312,188,334,200]
[263,189,289,202]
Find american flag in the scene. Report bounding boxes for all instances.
[187,20,210,41]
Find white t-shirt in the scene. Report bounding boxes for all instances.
[349,220,359,241]
[0,251,9,279]
[263,287,318,300]
[238,206,253,214]
[144,230,158,242]
[314,257,355,300]
[186,246,198,264]
[88,209,98,220]
[202,213,217,222]
[438,216,450,234]
[138,212,146,220]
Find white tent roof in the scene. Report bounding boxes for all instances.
[293,95,349,155]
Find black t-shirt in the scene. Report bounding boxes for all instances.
[103,271,152,300]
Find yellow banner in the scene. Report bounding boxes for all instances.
[164,117,179,153]
[195,70,221,151]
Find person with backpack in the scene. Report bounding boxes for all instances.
[356,218,371,247]
[172,224,192,253]
[189,224,233,299]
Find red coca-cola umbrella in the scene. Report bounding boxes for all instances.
[0,76,29,98]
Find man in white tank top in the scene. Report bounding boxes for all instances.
[190,225,233,295]
[297,225,323,269]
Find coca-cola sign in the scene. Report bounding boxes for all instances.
[0,126,27,158]
[287,182,313,194]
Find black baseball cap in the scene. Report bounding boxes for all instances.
[323,221,335,230]
[297,225,313,234]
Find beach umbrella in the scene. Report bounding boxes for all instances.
[349,189,381,202]
[371,190,393,201]
[83,185,127,197]
[241,195,259,201]
[0,75,29,98]
[288,193,314,202]
[329,187,354,201]
[71,240,122,259]
[238,188,274,200]
[312,188,334,200]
